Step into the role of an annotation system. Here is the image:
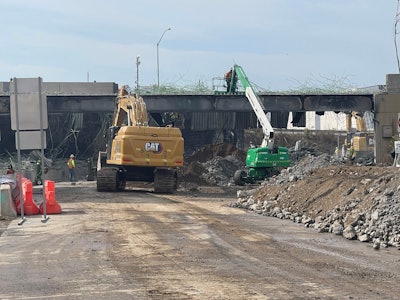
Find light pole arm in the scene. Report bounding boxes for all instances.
[157,29,170,46]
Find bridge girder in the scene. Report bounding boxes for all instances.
[0,93,374,114]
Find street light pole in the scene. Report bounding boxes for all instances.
[157,27,171,88]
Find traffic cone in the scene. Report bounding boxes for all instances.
[39,180,62,214]
[19,179,40,215]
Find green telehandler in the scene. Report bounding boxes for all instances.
[226,65,291,185]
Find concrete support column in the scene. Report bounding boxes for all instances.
[374,75,400,165]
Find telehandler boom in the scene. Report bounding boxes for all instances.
[227,65,290,185]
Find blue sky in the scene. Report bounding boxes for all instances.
[0,0,398,90]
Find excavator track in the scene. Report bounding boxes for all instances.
[153,168,177,194]
[96,167,126,192]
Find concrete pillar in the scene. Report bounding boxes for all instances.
[374,74,400,165]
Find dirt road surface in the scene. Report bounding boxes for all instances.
[0,182,399,300]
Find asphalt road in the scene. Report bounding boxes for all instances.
[0,182,399,299]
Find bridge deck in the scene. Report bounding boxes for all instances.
[0,93,374,114]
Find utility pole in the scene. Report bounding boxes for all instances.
[135,56,140,96]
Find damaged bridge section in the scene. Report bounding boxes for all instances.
[303,94,373,112]
[141,93,373,113]
[0,80,375,156]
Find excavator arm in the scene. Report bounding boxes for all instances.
[350,111,367,132]
[113,86,148,127]
[232,65,274,149]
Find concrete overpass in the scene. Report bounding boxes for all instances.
[0,81,374,113]
[2,79,399,166]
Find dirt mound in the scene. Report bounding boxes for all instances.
[232,153,400,249]
[254,163,395,219]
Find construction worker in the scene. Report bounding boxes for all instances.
[224,68,233,92]
[67,154,76,182]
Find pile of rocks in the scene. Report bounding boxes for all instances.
[200,155,243,186]
[181,155,243,187]
[231,153,400,250]
[280,152,343,183]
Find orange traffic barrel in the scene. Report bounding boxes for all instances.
[39,180,62,214]
[18,179,39,215]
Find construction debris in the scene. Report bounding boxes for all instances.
[181,133,400,250]
[2,130,399,250]
[230,152,400,250]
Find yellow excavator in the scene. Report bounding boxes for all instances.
[96,86,184,193]
[344,111,374,164]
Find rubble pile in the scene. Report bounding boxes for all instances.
[281,152,344,183]
[181,144,245,187]
[231,153,400,250]
[200,155,243,185]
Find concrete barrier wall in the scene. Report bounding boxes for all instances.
[0,184,17,218]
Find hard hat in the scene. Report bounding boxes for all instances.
[70,154,75,158]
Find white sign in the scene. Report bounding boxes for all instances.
[16,131,46,150]
[10,78,48,130]
[395,141,400,154]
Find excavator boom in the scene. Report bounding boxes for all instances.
[113,86,148,127]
